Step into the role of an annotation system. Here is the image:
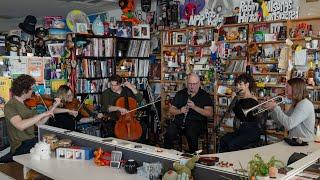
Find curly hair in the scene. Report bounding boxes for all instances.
[234,73,256,92]
[110,74,123,85]
[11,74,35,96]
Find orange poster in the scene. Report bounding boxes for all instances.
[27,57,44,84]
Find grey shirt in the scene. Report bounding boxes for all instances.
[270,98,315,142]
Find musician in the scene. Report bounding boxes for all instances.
[4,74,60,156]
[219,73,262,152]
[264,78,315,141]
[164,73,213,153]
[48,85,79,131]
[97,75,143,137]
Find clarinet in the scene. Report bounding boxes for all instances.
[181,93,191,130]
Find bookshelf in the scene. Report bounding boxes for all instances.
[215,17,320,148]
[72,33,151,109]
[160,26,216,153]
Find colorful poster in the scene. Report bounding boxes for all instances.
[9,57,28,76]
[50,79,67,94]
[0,77,12,102]
[27,57,45,84]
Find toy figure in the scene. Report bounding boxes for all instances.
[118,0,140,25]
[94,148,111,166]
[30,141,51,160]
[172,155,200,178]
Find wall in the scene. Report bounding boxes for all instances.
[299,0,320,17]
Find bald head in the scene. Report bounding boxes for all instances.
[187,73,200,94]
[188,73,200,82]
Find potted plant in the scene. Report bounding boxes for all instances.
[248,154,269,180]
[248,154,285,180]
[267,156,285,178]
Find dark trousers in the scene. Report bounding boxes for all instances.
[164,120,202,153]
[13,137,38,156]
[48,113,76,131]
[219,122,261,153]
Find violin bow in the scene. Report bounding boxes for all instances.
[123,99,161,114]
[77,94,89,112]
[34,85,57,121]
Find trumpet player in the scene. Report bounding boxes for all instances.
[219,74,263,152]
[264,78,315,142]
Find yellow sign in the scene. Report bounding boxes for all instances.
[0,77,12,102]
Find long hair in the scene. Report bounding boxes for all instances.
[11,74,35,96]
[234,73,256,92]
[56,85,71,102]
[287,78,308,104]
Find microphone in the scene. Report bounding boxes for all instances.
[227,89,242,113]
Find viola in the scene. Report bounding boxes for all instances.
[63,98,94,117]
[114,92,142,141]
[24,94,54,108]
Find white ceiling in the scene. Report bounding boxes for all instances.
[0,0,119,32]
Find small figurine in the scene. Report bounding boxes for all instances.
[30,141,51,160]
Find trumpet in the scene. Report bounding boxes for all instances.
[242,96,285,117]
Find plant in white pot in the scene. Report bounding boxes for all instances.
[248,154,269,180]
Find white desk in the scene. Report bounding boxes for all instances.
[201,141,320,179]
[0,171,14,180]
[13,154,147,180]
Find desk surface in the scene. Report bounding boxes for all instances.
[0,171,14,180]
[203,141,320,179]
[13,154,146,180]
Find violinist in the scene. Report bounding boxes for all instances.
[97,75,143,137]
[48,85,81,131]
[4,74,61,156]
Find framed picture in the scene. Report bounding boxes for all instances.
[116,21,132,38]
[132,25,141,38]
[76,23,88,33]
[140,24,150,39]
[174,32,186,45]
[48,43,64,57]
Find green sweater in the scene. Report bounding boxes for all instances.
[100,87,143,121]
[4,97,36,153]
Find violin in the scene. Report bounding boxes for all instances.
[63,98,94,117]
[24,94,54,108]
[114,92,142,141]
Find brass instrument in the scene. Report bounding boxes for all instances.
[242,96,285,117]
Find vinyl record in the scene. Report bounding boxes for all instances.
[66,10,90,32]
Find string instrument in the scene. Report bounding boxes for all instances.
[24,94,54,108]
[63,98,94,117]
[114,90,142,141]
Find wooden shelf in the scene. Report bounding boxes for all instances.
[255,40,286,44]
[222,23,249,28]
[223,40,248,43]
[76,55,115,59]
[222,57,247,60]
[161,80,185,83]
[188,44,211,47]
[252,73,286,76]
[163,44,187,47]
[149,79,161,83]
[251,19,287,24]
[253,61,278,64]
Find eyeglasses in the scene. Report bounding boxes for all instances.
[188,82,199,86]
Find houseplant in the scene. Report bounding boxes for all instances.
[248,154,284,180]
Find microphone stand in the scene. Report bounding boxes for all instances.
[215,90,241,152]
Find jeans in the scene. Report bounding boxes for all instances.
[219,122,261,153]
[13,137,38,156]
[164,120,202,153]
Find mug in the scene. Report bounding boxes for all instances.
[124,159,138,174]
[312,39,318,49]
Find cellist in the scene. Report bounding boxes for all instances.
[97,75,143,138]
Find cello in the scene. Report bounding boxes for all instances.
[114,89,142,141]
